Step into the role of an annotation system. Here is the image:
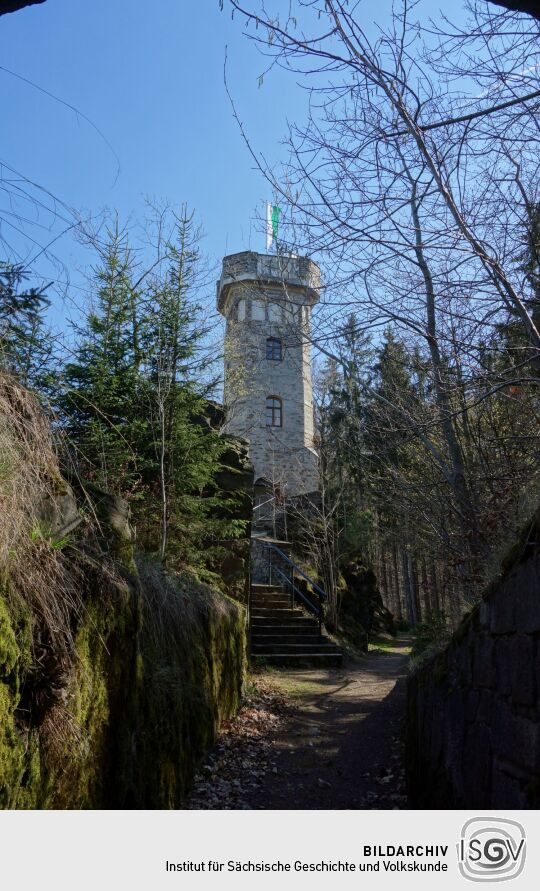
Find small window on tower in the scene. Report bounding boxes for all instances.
[266,337,282,361]
[237,300,246,321]
[266,396,283,427]
[252,299,265,321]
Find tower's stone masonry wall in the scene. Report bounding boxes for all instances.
[218,252,320,497]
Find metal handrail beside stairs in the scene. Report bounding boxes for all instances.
[263,542,328,634]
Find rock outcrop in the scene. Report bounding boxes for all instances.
[340,559,396,644]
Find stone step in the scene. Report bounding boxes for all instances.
[251,584,284,594]
[252,594,291,600]
[251,634,324,645]
[251,589,288,597]
[251,625,321,637]
[251,594,291,609]
[251,617,320,628]
[250,608,304,617]
[251,623,323,637]
[251,588,289,600]
[251,652,343,667]
[251,641,340,654]
[251,629,321,638]
[249,570,342,665]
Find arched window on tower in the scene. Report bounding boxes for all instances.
[266,337,282,361]
[266,396,283,427]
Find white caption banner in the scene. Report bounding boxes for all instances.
[0,809,538,890]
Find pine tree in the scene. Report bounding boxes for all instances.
[0,262,53,388]
[58,208,249,575]
[138,208,229,566]
[59,225,142,493]
[366,329,418,474]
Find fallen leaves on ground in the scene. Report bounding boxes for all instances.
[187,679,288,809]
[355,735,407,808]
[187,672,408,811]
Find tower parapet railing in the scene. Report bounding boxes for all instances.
[217,250,320,312]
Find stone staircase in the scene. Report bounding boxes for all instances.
[250,583,342,666]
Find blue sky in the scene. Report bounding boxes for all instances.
[0,0,459,327]
[1,0,308,304]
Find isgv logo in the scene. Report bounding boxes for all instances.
[458,818,526,882]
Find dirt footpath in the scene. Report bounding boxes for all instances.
[188,637,411,810]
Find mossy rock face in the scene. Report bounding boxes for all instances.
[129,560,246,808]
[47,560,139,809]
[38,482,80,538]
[80,484,136,571]
[0,551,246,809]
[0,579,39,808]
[0,553,140,809]
[214,436,254,503]
[1,466,248,807]
[0,594,18,679]
[0,595,28,808]
[338,560,396,646]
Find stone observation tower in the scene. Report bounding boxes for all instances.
[217,251,320,499]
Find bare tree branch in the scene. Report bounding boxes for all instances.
[487,0,540,21]
[0,1,45,15]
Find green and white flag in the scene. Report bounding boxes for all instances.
[266,202,281,252]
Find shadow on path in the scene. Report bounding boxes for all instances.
[245,638,411,810]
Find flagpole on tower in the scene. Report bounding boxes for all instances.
[266,201,272,252]
[266,202,281,253]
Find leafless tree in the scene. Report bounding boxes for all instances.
[226,0,540,618]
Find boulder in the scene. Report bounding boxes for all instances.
[339,559,396,646]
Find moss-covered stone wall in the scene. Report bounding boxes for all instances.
[0,551,138,808]
[127,559,246,808]
[0,374,248,809]
[407,510,540,808]
[0,553,246,809]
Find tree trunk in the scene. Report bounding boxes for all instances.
[392,544,403,621]
[419,557,431,621]
[410,554,422,623]
[401,547,418,627]
[429,559,441,616]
